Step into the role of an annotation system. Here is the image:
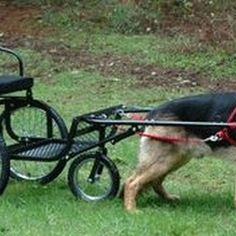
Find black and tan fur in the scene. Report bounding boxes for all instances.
[123,92,236,212]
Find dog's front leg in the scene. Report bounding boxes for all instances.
[124,174,140,212]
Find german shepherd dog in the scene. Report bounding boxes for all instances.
[124,92,236,212]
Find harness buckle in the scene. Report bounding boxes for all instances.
[204,135,221,142]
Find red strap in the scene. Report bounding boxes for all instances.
[216,107,236,145]
[129,113,201,144]
[129,114,144,121]
[129,107,236,145]
[139,132,201,144]
[227,107,236,124]
[217,129,236,146]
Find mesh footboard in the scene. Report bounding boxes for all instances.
[9,140,68,161]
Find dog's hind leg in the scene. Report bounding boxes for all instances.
[124,152,191,211]
[124,150,192,211]
[124,126,193,212]
[151,175,179,202]
[124,161,170,212]
[151,152,192,201]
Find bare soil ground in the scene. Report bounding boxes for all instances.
[0,3,235,91]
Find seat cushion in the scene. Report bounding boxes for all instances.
[0,75,33,94]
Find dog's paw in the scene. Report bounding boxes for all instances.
[126,207,142,214]
[163,193,180,202]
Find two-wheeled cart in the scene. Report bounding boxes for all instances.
[0,47,234,201]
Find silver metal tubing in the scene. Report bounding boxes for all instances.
[86,118,236,128]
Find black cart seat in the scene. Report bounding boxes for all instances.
[0,75,33,94]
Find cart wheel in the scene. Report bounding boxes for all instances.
[0,139,10,195]
[68,152,120,201]
[3,99,68,184]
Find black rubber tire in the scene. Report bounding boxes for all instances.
[0,139,10,195]
[68,152,120,201]
[3,99,68,184]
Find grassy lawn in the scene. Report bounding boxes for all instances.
[1,3,236,236]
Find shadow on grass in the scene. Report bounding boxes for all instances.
[137,191,235,214]
[3,179,235,216]
[3,179,70,202]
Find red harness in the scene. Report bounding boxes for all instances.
[129,108,236,145]
[130,114,200,144]
[139,132,201,144]
[215,107,236,146]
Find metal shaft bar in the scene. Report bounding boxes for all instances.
[85,118,236,128]
[120,107,153,113]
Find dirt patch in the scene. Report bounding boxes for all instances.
[41,43,236,91]
[0,3,236,92]
[136,69,236,92]
[2,35,236,92]
[0,4,53,37]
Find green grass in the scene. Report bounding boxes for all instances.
[1,158,236,235]
[1,5,236,235]
[1,67,236,235]
[45,30,236,79]
[34,70,187,125]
